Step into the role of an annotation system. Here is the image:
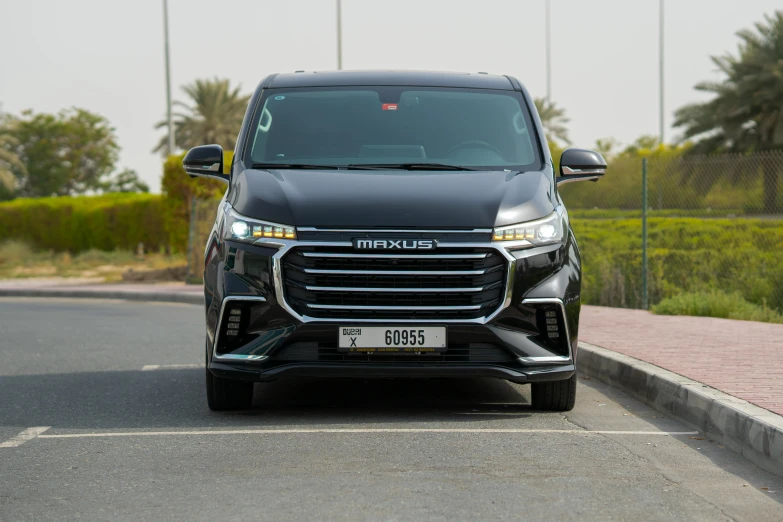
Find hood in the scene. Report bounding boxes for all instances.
[230,168,555,229]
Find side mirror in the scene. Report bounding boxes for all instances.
[556,148,606,185]
[183,144,229,182]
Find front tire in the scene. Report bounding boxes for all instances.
[531,374,577,411]
[206,366,254,411]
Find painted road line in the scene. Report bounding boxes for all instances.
[0,427,51,448]
[37,428,700,439]
[141,364,205,371]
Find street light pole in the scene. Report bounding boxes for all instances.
[659,0,664,145]
[336,0,343,70]
[163,0,175,155]
[545,0,551,101]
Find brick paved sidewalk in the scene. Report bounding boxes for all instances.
[2,280,781,417]
[580,305,783,416]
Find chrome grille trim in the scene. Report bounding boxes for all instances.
[305,286,485,293]
[296,227,493,233]
[270,240,516,324]
[307,304,483,311]
[300,268,490,276]
[301,252,489,259]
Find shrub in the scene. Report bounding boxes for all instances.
[0,193,168,253]
[571,216,783,312]
[160,152,229,252]
[652,291,783,324]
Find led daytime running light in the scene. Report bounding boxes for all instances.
[492,211,563,245]
[226,207,297,242]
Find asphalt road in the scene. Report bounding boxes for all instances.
[1,298,782,521]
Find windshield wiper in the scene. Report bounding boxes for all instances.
[251,163,343,170]
[348,163,477,171]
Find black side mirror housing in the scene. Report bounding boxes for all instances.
[557,148,607,185]
[183,144,229,182]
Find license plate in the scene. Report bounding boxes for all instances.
[338,326,446,353]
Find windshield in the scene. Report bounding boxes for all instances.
[245,86,541,170]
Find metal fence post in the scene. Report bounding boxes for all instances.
[642,158,649,310]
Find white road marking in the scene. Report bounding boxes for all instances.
[141,364,205,371]
[37,428,700,439]
[0,427,51,448]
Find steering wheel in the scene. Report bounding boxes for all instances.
[446,140,505,159]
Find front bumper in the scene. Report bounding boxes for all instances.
[210,360,575,384]
[203,233,582,383]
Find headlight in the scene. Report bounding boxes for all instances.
[492,210,564,246]
[224,207,296,242]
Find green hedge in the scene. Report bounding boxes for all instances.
[572,217,783,311]
[0,193,169,253]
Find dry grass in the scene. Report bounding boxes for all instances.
[0,240,187,282]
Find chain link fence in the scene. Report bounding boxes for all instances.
[560,151,783,313]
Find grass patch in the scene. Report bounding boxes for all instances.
[652,291,783,324]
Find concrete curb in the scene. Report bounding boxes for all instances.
[577,342,783,477]
[0,288,204,305]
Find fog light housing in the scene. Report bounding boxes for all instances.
[535,305,567,355]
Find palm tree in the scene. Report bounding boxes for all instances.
[154,78,250,154]
[534,98,571,147]
[674,11,783,212]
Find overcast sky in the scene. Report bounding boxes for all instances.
[1,0,780,192]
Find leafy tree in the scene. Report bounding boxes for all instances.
[673,11,783,212]
[534,98,571,147]
[154,78,249,154]
[100,168,149,193]
[1,108,119,197]
[594,137,620,161]
[621,135,660,156]
[0,118,27,199]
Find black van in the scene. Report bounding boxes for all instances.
[183,70,605,412]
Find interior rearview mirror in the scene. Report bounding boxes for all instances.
[556,148,607,185]
[183,144,229,182]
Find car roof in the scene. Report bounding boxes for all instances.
[267,70,518,90]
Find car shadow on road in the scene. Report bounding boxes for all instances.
[0,368,537,431]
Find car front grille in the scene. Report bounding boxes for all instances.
[281,246,507,320]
